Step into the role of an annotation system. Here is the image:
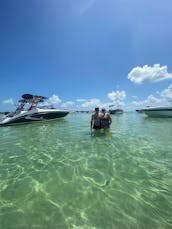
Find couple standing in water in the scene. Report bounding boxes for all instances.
[91,107,112,130]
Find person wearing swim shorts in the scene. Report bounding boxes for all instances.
[91,107,101,129]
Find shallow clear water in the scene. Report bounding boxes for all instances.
[0,112,172,229]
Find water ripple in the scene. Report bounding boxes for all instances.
[0,113,172,228]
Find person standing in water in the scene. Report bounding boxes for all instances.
[100,108,112,129]
[91,107,102,130]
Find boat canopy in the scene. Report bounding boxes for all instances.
[21,94,47,103]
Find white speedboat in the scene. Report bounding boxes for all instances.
[0,94,69,126]
[139,106,172,117]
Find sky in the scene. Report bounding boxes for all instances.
[1,0,172,111]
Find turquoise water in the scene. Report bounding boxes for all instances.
[0,112,172,229]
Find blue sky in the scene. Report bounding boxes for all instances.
[1,0,172,111]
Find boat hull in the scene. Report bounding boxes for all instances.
[0,109,69,126]
[140,107,172,117]
[109,109,123,114]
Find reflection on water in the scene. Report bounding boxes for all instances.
[0,112,172,229]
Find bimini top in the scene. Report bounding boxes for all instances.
[21,94,47,103]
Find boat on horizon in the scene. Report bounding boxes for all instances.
[139,106,172,117]
[0,94,69,126]
[136,109,143,113]
[108,105,124,114]
[109,104,124,114]
[109,109,124,114]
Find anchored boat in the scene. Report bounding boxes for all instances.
[139,106,172,117]
[109,109,123,114]
[0,94,69,126]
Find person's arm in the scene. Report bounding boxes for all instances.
[91,114,94,126]
[90,114,94,135]
[108,114,112,125]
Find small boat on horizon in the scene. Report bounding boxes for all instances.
[109,109,124,114]
[0,94,69,126]
[139,106,172,117]
[136,109,143,113]
[108,105,124,114]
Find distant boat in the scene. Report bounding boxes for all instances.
[109,109,123,114]
[108,104,123,114]
[0,112,10,115]
[136,109,143,113]
[139,106,172,117]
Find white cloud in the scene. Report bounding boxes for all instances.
[107,90,126,107]
[62,101,75,108]
[128,64,172,84]
[108,90,126,101]
[131,85,172,108]
[160,84,172,102]
[132,95,138,99]
[147,95,162,104]
[2,98,14,105]
[76,99,86,102]
[131,95,162,106]
[47,94,61,106]
[81,98,101,108]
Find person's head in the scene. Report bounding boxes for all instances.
[95,107,99,113]
[101,108,106,113]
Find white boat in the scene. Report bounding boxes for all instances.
[139,106,172,117]
[109,105,123,114]
[109,109,123,114]
[0,94,69,126]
